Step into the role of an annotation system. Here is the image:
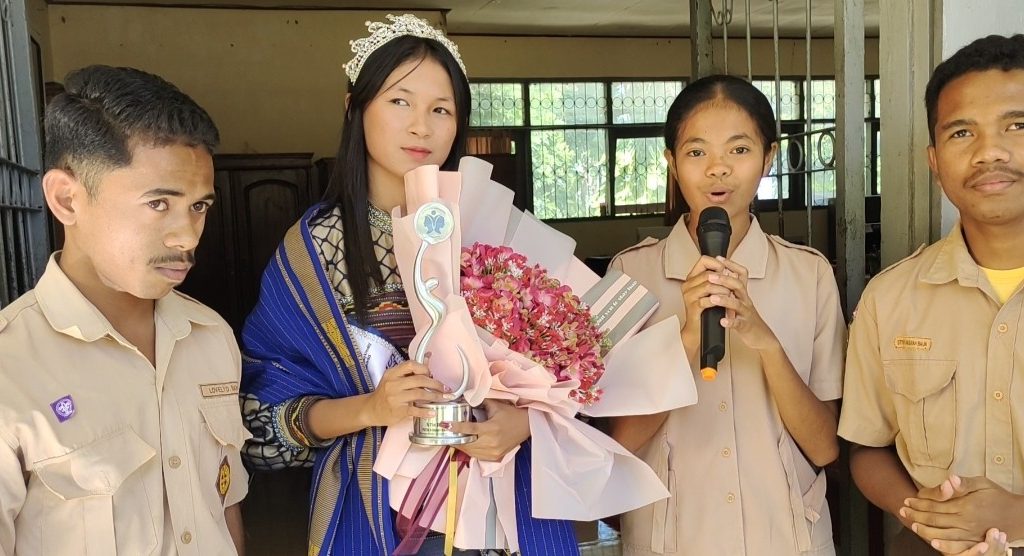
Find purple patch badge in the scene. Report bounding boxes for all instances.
[50,395,75,422]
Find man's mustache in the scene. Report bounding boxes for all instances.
[966,165,1024,186]
[149,252,196,266]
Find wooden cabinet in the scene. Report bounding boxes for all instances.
[179,153,319,332]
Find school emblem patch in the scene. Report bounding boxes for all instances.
[217,457,231,502]
[50,395,76,423]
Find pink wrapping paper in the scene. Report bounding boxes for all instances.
[373,160,699,552]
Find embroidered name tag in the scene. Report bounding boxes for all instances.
[894,336,932,351]
[200,382,240,398]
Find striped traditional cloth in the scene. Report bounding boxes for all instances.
[241,204,580,556]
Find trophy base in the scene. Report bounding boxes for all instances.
[409,399,477,446]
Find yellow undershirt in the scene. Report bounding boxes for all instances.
[980,266,1024,304]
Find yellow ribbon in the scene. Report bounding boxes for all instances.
[444,447,458,556]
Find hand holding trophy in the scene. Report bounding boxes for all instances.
[407,201,477,446]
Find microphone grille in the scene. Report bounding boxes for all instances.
[697,206,730,233]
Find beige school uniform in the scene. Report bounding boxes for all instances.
[839,223,1024,549]
[613,217,846,556]
[0,256,250,556]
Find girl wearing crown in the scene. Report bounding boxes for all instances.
[238,14,580,556]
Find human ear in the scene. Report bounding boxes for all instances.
[42,169,84,226]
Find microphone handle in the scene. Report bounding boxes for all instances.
[700,306,726,380]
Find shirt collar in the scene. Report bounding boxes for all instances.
[922,221,983,288]
[663,214,770,281]
[35,253,219,344]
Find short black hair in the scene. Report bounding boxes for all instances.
[925,34,1024,144]
[44,65,219,194]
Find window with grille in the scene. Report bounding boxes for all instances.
[753,77,882,209]
[0,0,46,308]
[469,79,683,220]
[469,77,880,220]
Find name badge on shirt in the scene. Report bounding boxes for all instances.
[894,336,932,351]
[200,382,240,398]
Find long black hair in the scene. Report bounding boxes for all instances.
[321,35,471,321]
[662,75,777,225]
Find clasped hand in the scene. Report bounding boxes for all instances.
[901,474,1019,555]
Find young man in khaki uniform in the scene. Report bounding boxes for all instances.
[839,34,1024,556]
[0,66,249,555]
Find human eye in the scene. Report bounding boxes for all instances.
[191,201,212,214]
[685,149,704,157]
[733,146,751,154]
[389,98,410,107]
[949,129,971,139]
[147,199,168,212]
[1009,121,1024,131]
[434,106,453,116]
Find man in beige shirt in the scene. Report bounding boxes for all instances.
[0,65,249,555]
[839,34,1024,556]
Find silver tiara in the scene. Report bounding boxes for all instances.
[343,14,467,84]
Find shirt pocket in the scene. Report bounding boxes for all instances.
[33,427,157,555]
[198,397,252,515]
[882,359,958,469]
[777,432,830,552]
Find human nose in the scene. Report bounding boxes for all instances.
[164,211,201,252]
[706,153,732,178]
[408,108,432,138]
[971,131,1011,166]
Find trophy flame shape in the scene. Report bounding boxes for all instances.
[408,201,476,445]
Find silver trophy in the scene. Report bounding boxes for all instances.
[408,201,477,446]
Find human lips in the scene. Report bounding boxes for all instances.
[154,264,192,282]
[968,171,1019,193]
[706,187,734,204]
[402,146,433,161]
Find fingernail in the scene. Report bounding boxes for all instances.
[911,523,918,533]
[439,422,451,430]
[708,274,719,283]
[898,508,906,518]
[444,393,456,400]
[710,295,720,303]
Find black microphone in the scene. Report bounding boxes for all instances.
[696,206,732,381]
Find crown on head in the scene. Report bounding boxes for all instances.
[343,14,467,84]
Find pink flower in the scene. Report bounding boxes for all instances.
[460,242,606,405]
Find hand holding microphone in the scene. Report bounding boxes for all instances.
[681,207,780,381]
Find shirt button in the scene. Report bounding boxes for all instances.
[181,531,193,544]
[726,492,736,503]
[718,402,728,412]
[168,456,182,469]
[994,391,1005,401]
[995,455,1005,465]
[998,323,1009,333]
[721,448,731,458]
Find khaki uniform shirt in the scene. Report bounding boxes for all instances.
[613,217,846,556]
[839,223,1024,546]
[0,256,250,555]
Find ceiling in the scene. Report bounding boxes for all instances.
[48,0,881,37]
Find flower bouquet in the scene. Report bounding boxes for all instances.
[373,157,698,554]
